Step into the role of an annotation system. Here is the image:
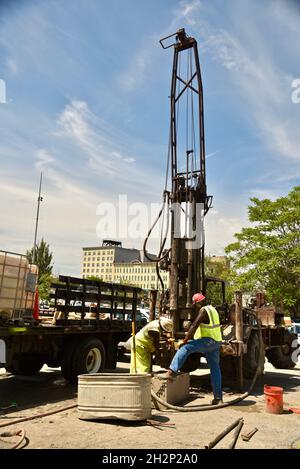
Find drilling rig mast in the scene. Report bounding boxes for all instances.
[160,28,212,337]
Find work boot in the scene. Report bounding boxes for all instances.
[211,398,223,405]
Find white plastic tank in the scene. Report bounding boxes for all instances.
[78,373,152,421]
[0,252,28,316]
[0,252,38,319]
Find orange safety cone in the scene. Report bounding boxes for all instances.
[33,288,40,320]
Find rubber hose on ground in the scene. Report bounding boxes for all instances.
[151,312,263,411]
[0,429,26,449]
[0,403,77,429]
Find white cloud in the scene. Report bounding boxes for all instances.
[193,3,300,164]
[35,148,55,169]
[205,212,248,255]
[55,99,140,177]
[111,151,135,163]
[119,42,158,91]
[180,0,202,24]
[119,0,203,91]
[123,157,135,164]
[248,188,278,200]
[206,151,218,159]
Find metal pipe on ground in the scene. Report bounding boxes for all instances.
[205,418,243,449]
[228,418,244,449]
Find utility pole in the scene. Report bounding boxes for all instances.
[33,172,43,264]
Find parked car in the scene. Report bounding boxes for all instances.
[290,322,300,342]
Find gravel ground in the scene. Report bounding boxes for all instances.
[0,359,300,449]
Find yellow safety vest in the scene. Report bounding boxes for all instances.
[194,305,222,342]
[135,320,161,353]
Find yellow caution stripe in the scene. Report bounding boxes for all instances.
[8,327,27,333]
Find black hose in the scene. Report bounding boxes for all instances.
[151,311,263,411]
[143,192,170,263]
[143,191,171,301]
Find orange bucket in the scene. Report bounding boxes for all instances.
[264,385,283,414]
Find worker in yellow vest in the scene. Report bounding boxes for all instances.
[166,293,223,405]
[130,317,173,374]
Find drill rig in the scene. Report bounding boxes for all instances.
[161,28,212,318]
[146,29,299,379]
[150,28,218,369]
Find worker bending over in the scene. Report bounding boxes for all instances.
[130,317,173,374]
[166,293,223,405]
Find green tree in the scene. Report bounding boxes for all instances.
[86,275,104,282]
[26,238,53,278]
[205,256,233,305]
[37,273,53,300]
[26,239,54,300]
[225,186,300,316]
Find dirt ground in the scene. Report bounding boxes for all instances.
[0,358,300,450]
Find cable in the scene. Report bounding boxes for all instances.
[0,402,77,429]
[143,193,170,264]
[0,429,26,449]
[151,312,263,412]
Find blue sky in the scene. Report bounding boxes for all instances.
[0,0,299,275]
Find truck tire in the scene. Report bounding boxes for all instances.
[73,337,105,377]
[266,331,299,369]
[6,356,44,376]
[243,331,265,379]
[61,338,106,383]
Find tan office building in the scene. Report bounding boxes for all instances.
[114,261,168,290]
[81,240,139,282]
[81,240,169,290]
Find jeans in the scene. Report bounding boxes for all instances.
[169,337,222,400]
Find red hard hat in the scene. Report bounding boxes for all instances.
[192,293,205,304]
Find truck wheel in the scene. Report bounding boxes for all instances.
[243,331,265,379]
[266,331,299,369]
[62,338,106,383]
[73,338,105,377]
[6,356,44,376]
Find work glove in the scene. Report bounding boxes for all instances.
[175,339,188,350]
